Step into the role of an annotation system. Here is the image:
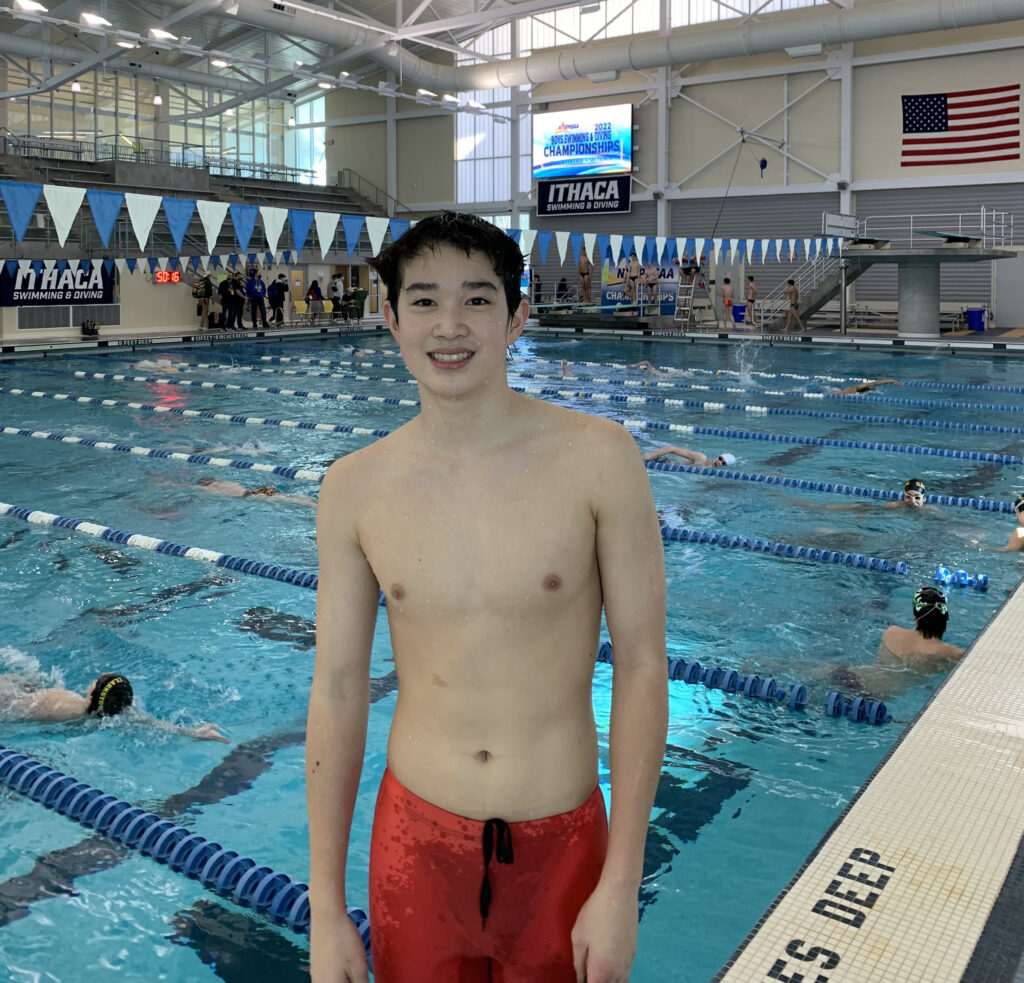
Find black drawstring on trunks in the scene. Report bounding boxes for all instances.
[480,818,514,927]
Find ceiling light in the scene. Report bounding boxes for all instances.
[467,99,484,109]
[784,42,823,58]
[294,60,304,67]
[416,88,437,98]
[14,0,48,11]
[149,27,177,40]
[116,40,137,48]
[288,117,295,126]
[80,12,112,26]
[153,93,162,105]
[318,81,332,89]
[441,93,460,104]
[339,71,349,78]
[580,2,600,12]
[211,58,230,67]
[70,81,81,93]
[223,106,234,115]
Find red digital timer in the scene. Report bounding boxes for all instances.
[155,270,182,284]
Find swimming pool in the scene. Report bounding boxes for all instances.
[1,334,1020,982]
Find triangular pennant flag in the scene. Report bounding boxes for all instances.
[655,237,666,264]
[663,238,677,264]
[620,235,634,262]
[103,258,115,276]
[366,216,389,256]
[317,212,342,259]
[56,259,67,274]
[746,239,756,263]
[583,233,597,262]
[260,206,287,255]
[157,257,169,272]
[644,237,657,263]
[340,213,365,257]
[43,259,56,272]
[81,259,92,275]
[228,253,239,270]
[67,259,80,273]
[85,189,124,249]
[775,238,786,261]
[32,260,45,275]
[200,255,210,270]
[147,257,160,273]
[789,238,798,260]
[702,239,713,263]
[554,230,570,264]
[712,238,723,263]
[520,228,536,260]
[210,255,221,269]
[733,240,744,263]
[0,180,43,245]
[265,252,274,267]
[197,199,229,254]
[126,258,138,274]
[761,239,772,262]
[685,238,697,261]
[43,184,86,247]
[288,209,314,258]
[18,259,31,272]
[169,257,180,272]
[115,258,128,277]
[247,253,257,269]
[228,203,259,255]
[125,193,162,251]
[4,259,18,278]
[609,235,623,264]
[804,238,813,260]
[536,230,553,263]
[506,228,521,243]
[162,196,196,254]
[569,232,583,265]
[282,250,292,265]
[595,234,610,263]
[390,218,411,241]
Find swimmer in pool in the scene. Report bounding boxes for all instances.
[836,379,900,395]
[972,492,1024,552]
[643,446,737,468]
[883,478,941,511]
[132,356,187,374]
[0,671,228,741]
[196,477,317,507]
[826,586,965,698]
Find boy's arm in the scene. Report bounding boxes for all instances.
[573,422,668,983]
[306,460,379,983]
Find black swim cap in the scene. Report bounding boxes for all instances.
[913,586,947,618]
[904,479,925,493]
[87,674,134,717]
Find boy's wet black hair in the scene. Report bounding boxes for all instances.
[87,673,134,717]
[368,211,525,321]
[912,586,949,639]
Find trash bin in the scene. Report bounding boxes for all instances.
[732,303,746,324]
[965,308,985,332]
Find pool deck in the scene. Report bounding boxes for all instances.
[4,314,1024,983]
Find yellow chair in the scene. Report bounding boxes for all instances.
[292,300,308,324]
[321,300,334,318]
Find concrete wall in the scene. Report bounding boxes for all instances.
[397,114,454,203]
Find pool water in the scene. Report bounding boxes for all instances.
[0,334,1021,982]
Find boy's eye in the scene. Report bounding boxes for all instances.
[468,296,491,305]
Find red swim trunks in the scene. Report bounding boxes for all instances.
[369,767,608,983]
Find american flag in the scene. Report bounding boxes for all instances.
[901,84,1020,166]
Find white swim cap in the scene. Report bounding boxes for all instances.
[720,453,737,466]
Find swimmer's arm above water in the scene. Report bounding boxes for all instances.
[307,458,377,983]
[573,425,668,983]
[641,446,709,466]
[972,528,1024,552]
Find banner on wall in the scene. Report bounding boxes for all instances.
[0,265,116,306]
[537,175,631,216]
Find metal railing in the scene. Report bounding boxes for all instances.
[754,253,841,330]
[826,208,1015,249]
[337,168,412,216]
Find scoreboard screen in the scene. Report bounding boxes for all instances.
[154,270,182,284]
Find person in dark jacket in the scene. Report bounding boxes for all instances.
[217,273,237,330]
[268,274,289,324]
[306,280,324,323]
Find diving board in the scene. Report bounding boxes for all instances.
[916,229,983,245]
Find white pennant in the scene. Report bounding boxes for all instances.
[67,259,80,273]
[746,239,755,262]
[365,216,389,257]
[609,235,623,265]
[157,257,169,271]
[316,212,341,260]
[789,238,798,260]
[219,254,232,272]
[260,206,288,256]
[729,238,739,262]
[804,238,812,260]
[554,230,570,265]
[775,239,786,261]
[520,228,537,260]
[676,238,688,261]
[583,232,597,260]
[43,259,56,272]
[712,238,723,263]
[125,193,162,252]
[200,255,210,271]
[197,200,229,255]
[18,260,31,272]
[115,258,128,277]
[654,236,666,264]
[761,239,772,262]
[42,185,86,248]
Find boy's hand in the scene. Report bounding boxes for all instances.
[571,881,638,983]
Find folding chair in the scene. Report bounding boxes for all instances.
[292,300,308,324]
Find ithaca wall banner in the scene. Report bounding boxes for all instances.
[537,175,632,216]
[1,264,116,306]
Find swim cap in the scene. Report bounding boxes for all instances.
[87,674,134,717]
[719,453,737,466]
[904,479,925,493]
[913,586,948,619]
[1015,493,1024,512]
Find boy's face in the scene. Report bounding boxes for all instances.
[384,245,527,395]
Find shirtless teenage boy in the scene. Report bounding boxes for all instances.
[720,277,735,326]
[578,249,594,302]
[745,276,757,327]
[783,279,804,332]
[306,212,668,983]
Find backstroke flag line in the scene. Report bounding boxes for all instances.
[901,84,1020,167]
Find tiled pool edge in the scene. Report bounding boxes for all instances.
[712,578,1024,983]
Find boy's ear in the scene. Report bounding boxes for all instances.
[383,299,399,340]
[506,296,529,345]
